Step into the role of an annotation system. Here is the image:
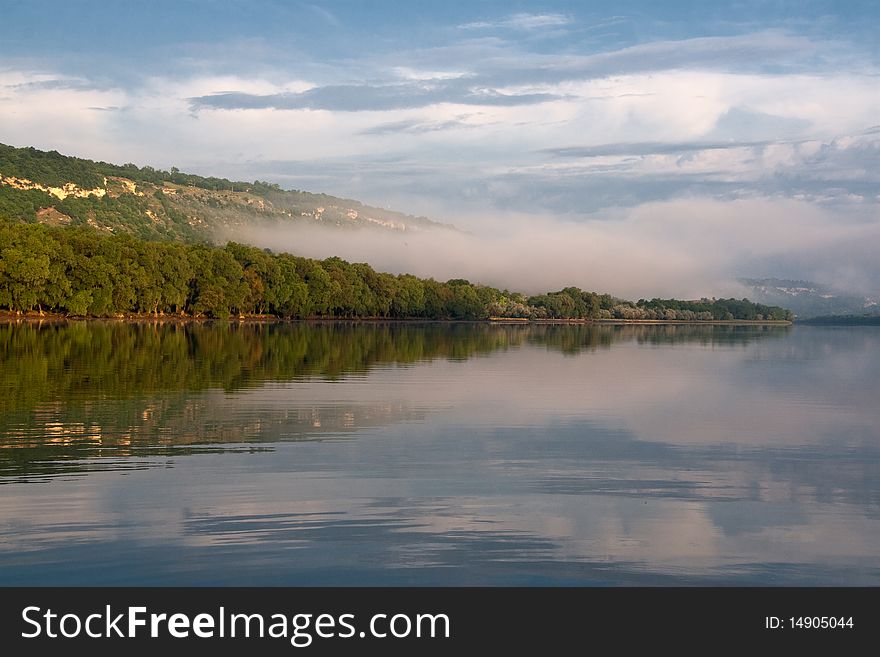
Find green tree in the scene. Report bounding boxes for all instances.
[189,247,247,318]
[0,223,56,311]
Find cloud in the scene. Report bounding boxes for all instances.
[709,107,812,141]
[459,13,571,31]
[541,140,773,158]
[358,116,479,136]
[7,64,875,219]
[9,78,107,92]
[389,32,824,92]
[304,3,340,27]
[541,109,814,159]
[189,80,565,112]
[180,29,834,117]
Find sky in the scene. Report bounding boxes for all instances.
[1,1,879,296]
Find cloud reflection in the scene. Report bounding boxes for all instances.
[0,323,878,584]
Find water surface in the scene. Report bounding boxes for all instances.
[1,321,878,585]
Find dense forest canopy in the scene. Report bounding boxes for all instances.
[0,219,793,321]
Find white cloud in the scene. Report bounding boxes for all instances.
[460,13,571,31]
[389,67,470,81]
[4,65,876,206]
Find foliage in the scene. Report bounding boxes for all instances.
[0,219,792,321]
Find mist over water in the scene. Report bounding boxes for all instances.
[235,197,880,299]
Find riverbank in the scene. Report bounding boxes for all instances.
[0,310,793,326]
[491,317,792,326]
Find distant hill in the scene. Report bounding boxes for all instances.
[0,143,452,242]
[740,278,879,319]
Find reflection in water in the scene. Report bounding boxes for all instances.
[1,320,878,585]
[0,321,787,479]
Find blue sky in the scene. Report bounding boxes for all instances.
[1,1,879,294]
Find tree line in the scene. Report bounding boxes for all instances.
[0,219,792,321]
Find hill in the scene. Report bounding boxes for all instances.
[0,143,794,323]
[0,143,450,243]
[740,278,879,319]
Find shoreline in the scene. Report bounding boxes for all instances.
[0,310,793,326]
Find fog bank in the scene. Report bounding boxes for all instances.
[231,197,880,299]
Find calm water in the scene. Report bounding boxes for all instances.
[1,321,878,585]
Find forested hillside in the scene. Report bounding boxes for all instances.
[0,143,447,242]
